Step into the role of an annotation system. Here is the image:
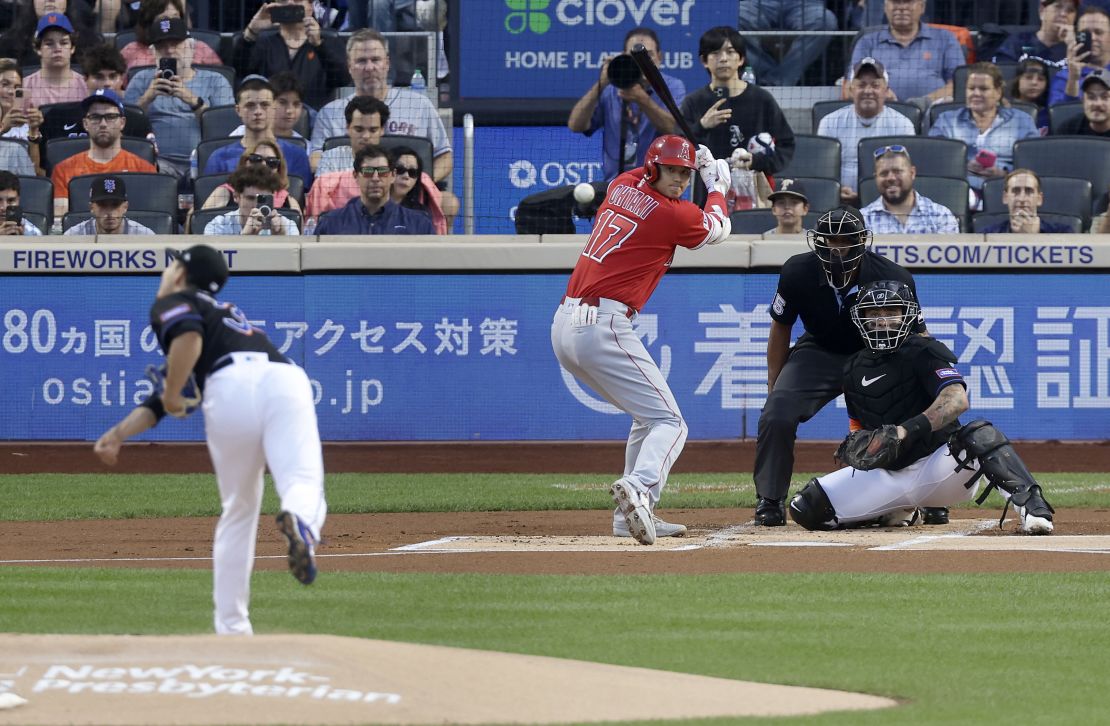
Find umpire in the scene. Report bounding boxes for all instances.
[753,205,937,525]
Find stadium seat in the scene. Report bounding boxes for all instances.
[981,175,1092,228]
[379,134,435,178]
[196,138,239,176]
[190,207,302,234]
[22,211,47,234]
[858,175,970,231]
[1048,102,1084,135]
[811,100,922,134]
[857,136,967,185]
[1013,136,1110,208]
[62,210,177,234]
[67,172,178,214]
[728,209,821,235]
[15,175,53,227]
[972,211,1082,233]
[200,105,242,140]
[777,135,840,181]
[783,176,840,213]
[43,137,156,177]
[322,136,349,152]
[193,173,231,208]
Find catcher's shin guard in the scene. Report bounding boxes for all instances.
[788,479,839,531]
[949,420,1055,527]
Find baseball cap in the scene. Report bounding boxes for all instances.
[768,178,809,204]
[148,16,190,44]
[90,175,127,203]
[35,13,74,39]
[81,88,126,114]
[168,245,229,294]
[1081,68,1110,92]
[851,57,889,82]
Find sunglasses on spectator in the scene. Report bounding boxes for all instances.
[246,154,281,169]
[85,112,123,124]
[358,166,393,178]
[394,166,419,179]
[873,144,909,158]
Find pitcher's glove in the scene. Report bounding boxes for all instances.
[145,363,202,418]
[835,425,902,471]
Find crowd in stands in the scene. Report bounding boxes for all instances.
[4,0,1110,238]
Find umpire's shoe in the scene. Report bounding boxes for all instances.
[277,511,318,585]
[922,507,950,525]
[754,496,786,526]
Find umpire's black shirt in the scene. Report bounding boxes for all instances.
[151,289,285,391]
[770,250,923,355]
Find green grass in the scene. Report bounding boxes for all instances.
[3,471,1109,520]
[4,568,1110,723]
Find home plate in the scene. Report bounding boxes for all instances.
[392,535,706,553]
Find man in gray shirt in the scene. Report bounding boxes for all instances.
[64,175,155,235]
[124,18,234,178]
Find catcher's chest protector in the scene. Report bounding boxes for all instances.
[844,351,925,428]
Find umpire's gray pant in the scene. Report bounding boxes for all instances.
[754,335,849,502]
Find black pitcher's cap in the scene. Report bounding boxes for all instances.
[168,245,229,294]
[149,16,189,43]
[90,175,127,203]
[768,178,809,203]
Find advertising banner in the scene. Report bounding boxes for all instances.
[1,273,1107,441]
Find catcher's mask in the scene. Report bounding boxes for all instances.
[806,205,872,289]
[643,134,697,184]
[850,280,919,352]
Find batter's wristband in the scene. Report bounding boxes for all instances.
[899,413,931,443]
[139,394,167,424]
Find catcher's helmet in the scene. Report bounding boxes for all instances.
[850,280,920,352]
[168,245,229,294]
[643,134,697,183]
[806,205,873,289]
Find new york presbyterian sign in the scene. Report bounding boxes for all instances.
[460,0,737,98]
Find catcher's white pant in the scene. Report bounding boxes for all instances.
[202,352,327,635]
[551,298,688,512]
[820,445,981,526]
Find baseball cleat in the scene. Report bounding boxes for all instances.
[754,496,786,526]
[614,514,687,538]
[609,480,656,545]
[277,511,317,584]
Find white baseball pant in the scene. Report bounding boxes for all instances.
[551,298,687,510]
[202,352,327,635]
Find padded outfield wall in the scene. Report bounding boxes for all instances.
[0,235,1107,442]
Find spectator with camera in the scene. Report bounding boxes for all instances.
[928,62,1038,194]
[680,26,794,202]
[125,17,234,178]
[63,174,156,235]
[737,0,837,87]
[199,140,303,214]
[861,146,959,233]
[818,57,915,205]
[119,0,221,70]
[315,144,434,235]
[201,75,313,187]
[203,165,299,235]
[38,44,155,143]
[980,169,1074,233]
[0,0,101,66]
[24,14,88,106]
[1050,5,1110,105]
[0,171,44,236]
[1054,67,1110,136]
[51,88,157,217]
[567,27,684,182]
[309,29,451,184]
[993,0,1076,65]
[0,60,44,174]
[235,0,348,111]
[849,0,964,107]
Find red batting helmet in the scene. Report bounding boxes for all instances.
[643,135,696,183]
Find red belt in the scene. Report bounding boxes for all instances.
[561,295,635,319]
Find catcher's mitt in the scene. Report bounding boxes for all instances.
[145,363,202,418]
[835,425,902,470]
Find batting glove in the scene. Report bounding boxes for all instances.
[700,158,731,197]
[695,144,716,170]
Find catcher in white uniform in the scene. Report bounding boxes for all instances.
[787,280,1055,534]
[94,244,327,635]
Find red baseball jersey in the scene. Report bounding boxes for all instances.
[565,169,727,312]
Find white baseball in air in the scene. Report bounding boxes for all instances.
[573,183,595,204]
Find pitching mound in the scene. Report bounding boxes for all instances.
[0,634,896,725]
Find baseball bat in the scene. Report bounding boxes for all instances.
[630,44,696,142]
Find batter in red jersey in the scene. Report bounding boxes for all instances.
[551,134,732,545]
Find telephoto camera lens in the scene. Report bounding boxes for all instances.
[606,54,641,90]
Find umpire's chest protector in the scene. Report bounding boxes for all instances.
[844,349,931,429]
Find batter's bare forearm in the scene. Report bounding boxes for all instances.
[923,384,968,430]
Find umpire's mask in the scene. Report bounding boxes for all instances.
[806,206,872,290]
